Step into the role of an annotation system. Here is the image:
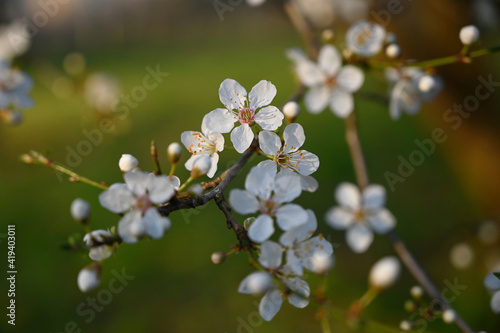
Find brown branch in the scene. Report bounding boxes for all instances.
[158,139,259,215]
[283,0,319,60]
[345,111,475,333]
[214,192,252,250]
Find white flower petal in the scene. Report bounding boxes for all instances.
[283,123,305,153]
[98,183,134,214]
[286,249,303,276]
[181,131,202,154]
[368,208,396,234]
[249,80,277,109]
[204,108,236,133]
[118,210,143,244]
[280,209,317,247]
[146,174,175,204]
[89,246,112,261]
[318,44,341,76]
[299,174,318,192]
[229,189,259,215]
[330,88,354,118]
[292,150,319,176]
[362,184,386,209]
[325,207,354,230]
[286,277,310,308]
[259,289,283,321]
[254,105,284,131]
[273,172,302,203]
[238,271,273,295]
[491,290,500,314]
[276,204,308,231]
[484,272,500,291]
[207,132,225,152]
[206,153,219,178]
[337,65,364,93]
[248,214,275,243]
[296,59,325,87]
[259,130,282,156]
[143,208,169,239]
[335,182,361,210]
[346,223,374,253]
[184,155,196,171]
[304,85,330,114]
[124,170,149,196]
[245,165,275,201]
[231,124,254,153]
[300,237,334,273]
[259,240,283,268]
[257,160,278,175]
[219,78,247,110]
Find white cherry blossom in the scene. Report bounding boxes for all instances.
[258,123,319,176]
[346,20,386,57]
[229,166,307,243]
[386,67,443,120]
[238,240,310,321]
[204,78,284,153]
[289,45,364,117]
[181,116,224,178]
[325,182,396,253]
[98,170,174,243]
[280,209,334,276]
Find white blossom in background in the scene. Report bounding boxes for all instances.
[325,182,396,253]
[280,209,334,276]
[83,230,113,261]
[238,240,311,321]
[385,67,443,120]
[258,123,319,176]
[289,44,364,117]
[229,165,308,243]
[247,0,266,6]
[99,170,174,243]
[77,263,101,292]
[0,21,31,61]
[84,72,121,114]
[0,60,34,112]
[484,271,500,313]
[204,78,284,153]
[346,20,386,57]
[181,116,224,178]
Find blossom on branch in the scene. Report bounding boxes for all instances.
[0,60,33,113]
[99,170,174,243]
[289,45,364,117]
[204,78,284,153]
[325,182,396,253]
[229,165,307,243]
[181,116,224,178]
[345,20,386,57]
[83,230,113,261]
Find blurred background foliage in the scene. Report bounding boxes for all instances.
[1,0,500,332]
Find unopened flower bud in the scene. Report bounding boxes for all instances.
[71,198,91,223]
[310,251,334,274]
[369,256,401,289]
[410,285,423,299]
[167,142,182,163]
[188,183,203,197]
[211,252,226,265]
[77,263,101,292]
[418,75,437,93]
[283,101,300,123]
[191,155,211,179]
[238,271,273,295]
[20,153,34,164]
[385,44,401,59]
[119,154,138,172]
[442,309,456,323]
[459,25,480,45]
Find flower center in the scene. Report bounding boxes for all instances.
[274,149,304,173]
[275,151,289,164]
[326,76,337,88]
[353,209,366,222]
[260,200,277,216]
[136,194,152,214]
[238,108,255,125]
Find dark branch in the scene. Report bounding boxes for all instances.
[214,192,252,250]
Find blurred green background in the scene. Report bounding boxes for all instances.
[1,0,500,332]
